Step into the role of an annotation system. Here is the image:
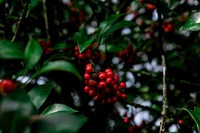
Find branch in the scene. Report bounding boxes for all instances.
[42,0,50,41]
[11,1,29,42]
[159,55,168,133]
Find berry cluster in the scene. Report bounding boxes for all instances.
[83,64,127,104]
[38,40,52,55]
[0,79,16,96]
[162,22,174,33]
[74,45,101,65]
[117,45,137,67]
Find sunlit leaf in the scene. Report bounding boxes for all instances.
[181,12,200,31]
[41,103,78,116]
[183,107,200,133]
[32,60,82,80]
[0,40,24,60]
[32,112,87,133]
[0,90,36,133]
[28,82,53,109]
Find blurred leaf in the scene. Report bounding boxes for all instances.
[0,90,36,133]
[0,0,4,4]
[44,53,73,64]
[183,107,200,133]
[28,0,40,11]
[105,20,136,36]
[32,60,82,80]
[52,43,67,50]
[41,103,78,116]
[138,86,149,93]
[107,44,124,52]
[194,106,200,114]
[168,0,180,10]
[72,28,93,53]
[181,12,200,31]
[32,112,87,133]
[150,104,162,112]
[28,82,53,109]
[24,37,42,71]
[0,40,24,59]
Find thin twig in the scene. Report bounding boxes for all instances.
[42,0,50,41]
[159,55,168,133]
[11,1,29,42]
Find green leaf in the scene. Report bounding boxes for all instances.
[181,12,200,31]
[107,44,125,52]
[52,43,67,50]
[28,0,40,11]
[28,82,53,109]
[24,37,43,71]
[105,20,136,36]
[32,60,82,80]
[194,106,200,114]
[32,112,87,133]
[72,28,93,53]
[0,0,4,4]
[0,90,36,133]
[0,40,24,59]
[78,39,94,53]
[41,104,78,116]
[168,0,180,10]
[183,107,200,133]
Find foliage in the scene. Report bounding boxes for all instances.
[1,0,200,133]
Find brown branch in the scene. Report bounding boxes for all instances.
[42,0,50,41]
[159,55,168,133]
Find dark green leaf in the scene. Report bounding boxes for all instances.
[32,60,82,80]
[78,39,94,53]
[0,0,4,4]
[24,37,42,70]
[52,43,67,50]
[0,40,24,59]
[150,104,162,112]
[28,82,53,109]
[168,0,180,10]
[28,0,39,11]
[181,12,200,31]
[194,106,200,114]
[41,104,78,115]
[105,20,136,36]
[33,112,87,133]
[183,108,200,133]
[0,90,36,133]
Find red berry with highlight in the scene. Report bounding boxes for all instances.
[120,82,126,89]
[0,79,16,93]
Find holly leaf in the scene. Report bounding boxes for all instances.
[0,40,24,60]
[31,60,82,80]
[181,12,200,31]
[24,37,43,71]
[168,0,180,10]
[28,82,53,109]
[41,103,78,116]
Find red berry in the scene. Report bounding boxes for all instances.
[128,126,136,133]
[78,54,85,60]
[121,93,127,100]
[140,0,145,4]
[106,78,113,85]
[74,52,79,58]
[89,90,95,96]
[116,91,122,98]
[84,86,90,93]
[0,79,16,92]
[104,87,111,93]
[89,79,97,86]
[113,84,119,91]
[106,98,112,104]
[93,95,99,101]
[105,68,112,73]
[106,71,114,78]
[120,82,126,89]
[98,81,106,88]
[113,75,119,83]
[84,73,91,80]
[85,66,93,74]
[74,46,79,51]
[123,117,130,124]
[111,96,118,103]
[99,73,107,81]
[178,119,184,125]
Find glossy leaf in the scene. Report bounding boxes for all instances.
[105,20,136,36]
[181,12,200,31]
[28,0,40,11]
[0,40,24,59]
[168,0,180,10]
[32,112,87,133]
[41,103,78,116]
[24,37,43,70]
[0,90,36,133]
[32,60,82,80]
[28,82,53,109]
[183,108,200,133]
[72,28,93,53]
